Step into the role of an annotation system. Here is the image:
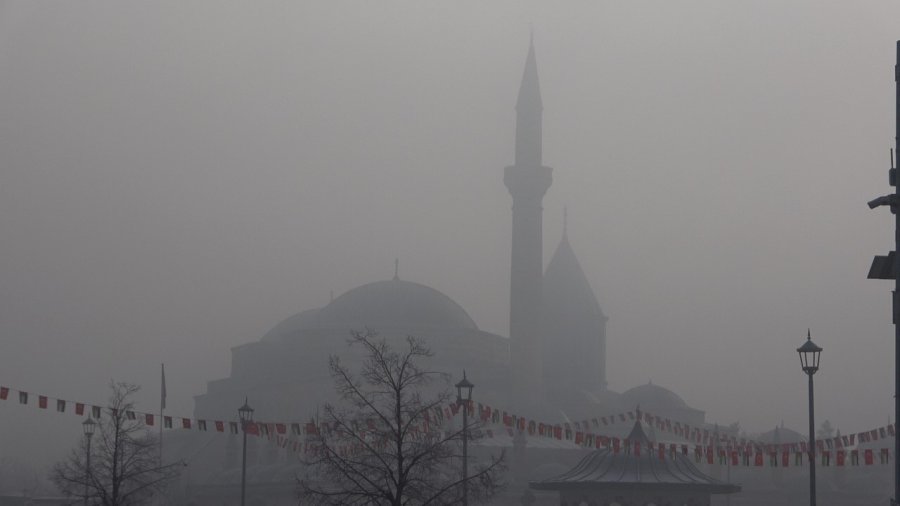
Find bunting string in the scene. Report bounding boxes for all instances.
[1,381,895,468]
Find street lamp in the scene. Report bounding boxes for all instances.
[797,329,822,506]
[238,398,254,506]
[81,417,96,506]
[455,371,474,506]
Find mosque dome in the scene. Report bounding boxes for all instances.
[620,382,688,410]
[263,279,477,341]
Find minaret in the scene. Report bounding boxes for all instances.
[505,37,552,403]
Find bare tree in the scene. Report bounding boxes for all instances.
[299,330,505,506]
[51,382,181,505]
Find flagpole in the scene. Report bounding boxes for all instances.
[160,363,166,464]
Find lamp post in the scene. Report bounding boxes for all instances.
[797,329,822,506]
[81,417,96,506]
[455,371,474,506]
[238,398,254,506]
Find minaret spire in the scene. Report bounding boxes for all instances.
[515,36,543,168]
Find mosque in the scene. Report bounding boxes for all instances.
[180,40,709,504]
[193,38,704,430]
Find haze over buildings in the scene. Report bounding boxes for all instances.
[2,0,900,474]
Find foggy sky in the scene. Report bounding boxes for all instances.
[2,0,900,467]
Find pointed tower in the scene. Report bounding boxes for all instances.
[505,38,552,402]
[541,212,608,399]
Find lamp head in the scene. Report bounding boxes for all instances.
[82,417,96,437]
[455,370,474,403]
[797,329,823,375]
[238,397,254,422]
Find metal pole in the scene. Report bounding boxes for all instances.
[84,435,91,506]
[241,421,248,506]
[808,372,817,506]
[894,39,900,506]
[462,402,468,506]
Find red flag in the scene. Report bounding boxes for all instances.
[658,445,665,461]
[276,423,286,435]
[75,403,85,416]
[245,422,260,436]
[731,450,739,466]
[38,396,48,409]
[865,449,874,465]
[305,422,317,435]
[782,451,790,467]
[706,447,713,464]
[837,450,846,466]
[215,421,225,432]
[145,414,154,426]
[182,418,192,429]
[754,452,763,466]
[0,387,7,400]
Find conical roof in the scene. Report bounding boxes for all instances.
[531,421,740,494]
[541,226,608,395]
[543,231,605,322]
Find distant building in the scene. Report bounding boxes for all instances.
[175,39,712,505]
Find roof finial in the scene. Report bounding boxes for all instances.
[807,328,811,341]
[393,258,399,281]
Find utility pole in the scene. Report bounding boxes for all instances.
[867,40,900,506]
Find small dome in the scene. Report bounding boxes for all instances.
[263,279,477,341]
[261,308,322,341]
[620,382,688,410]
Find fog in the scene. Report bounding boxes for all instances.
[2,0,900,471]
